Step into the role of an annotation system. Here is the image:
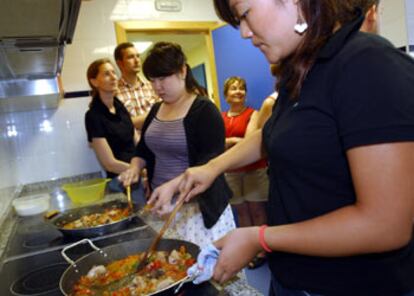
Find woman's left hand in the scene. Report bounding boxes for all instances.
[212,227,262,283]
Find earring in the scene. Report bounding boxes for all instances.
[294,12,308,34]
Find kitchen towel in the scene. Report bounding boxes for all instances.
[187,243,220,284]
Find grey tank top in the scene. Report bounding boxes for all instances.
[145,117,189,189]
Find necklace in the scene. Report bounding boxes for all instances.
[227,106,247,117]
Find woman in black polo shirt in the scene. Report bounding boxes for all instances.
[148,1,414,295]
[85,58,144,204]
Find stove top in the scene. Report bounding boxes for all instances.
[5,213,150,260]
[0,238,220,296]
[0,213,221,295]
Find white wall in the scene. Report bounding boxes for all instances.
[110,0,220,22]
[405,0,414,56]
[380,0,408,48]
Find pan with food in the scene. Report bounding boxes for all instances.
[46,199,143,238]
[59,238,199,296]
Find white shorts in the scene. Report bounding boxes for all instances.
[167,203,236,248]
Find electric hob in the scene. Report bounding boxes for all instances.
[0,213,221,295]
[4,212,150,259]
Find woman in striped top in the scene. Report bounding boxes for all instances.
[120,42,235,248]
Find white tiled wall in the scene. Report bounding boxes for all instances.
[0,97,101,189]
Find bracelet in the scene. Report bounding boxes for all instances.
[259,225,272,253]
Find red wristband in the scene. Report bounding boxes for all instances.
[259,224,272,253]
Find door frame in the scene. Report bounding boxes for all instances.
[114,21,222,107]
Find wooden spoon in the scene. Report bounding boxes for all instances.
[135,196,186,273]
[126,185,133,211]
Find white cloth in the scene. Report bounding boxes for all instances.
[168,203,235,248]
[187,243,220,284]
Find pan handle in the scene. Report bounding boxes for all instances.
[174,269,202,294]
[61,239,108,273]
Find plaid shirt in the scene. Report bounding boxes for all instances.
[116,77,159,117]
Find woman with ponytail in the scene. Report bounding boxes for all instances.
[85,58,145,205]
[120,42,235,248]
[145,1,414,295]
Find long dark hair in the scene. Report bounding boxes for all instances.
[143,42,208,97]
[213,0,359,99]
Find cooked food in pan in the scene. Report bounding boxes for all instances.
[72,245,195,296]
[62,207,131,229]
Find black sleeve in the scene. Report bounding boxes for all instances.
[333,45,414,150]
[135,109,155,161]
[85,110,105,142]
[188,99,231,229]
[192,100,226,165]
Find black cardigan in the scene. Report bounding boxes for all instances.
[135,96,232,228]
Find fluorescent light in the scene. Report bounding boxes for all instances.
[93,46,116,55]
[133,41,153,54]
[39,120,53,133]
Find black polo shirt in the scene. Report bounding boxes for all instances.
[85,96,135,178]
[263,15,414,296]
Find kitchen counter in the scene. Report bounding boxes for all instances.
[0,175,263,296]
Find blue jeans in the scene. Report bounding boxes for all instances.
[268,276,414,296]
[107,178,146,206]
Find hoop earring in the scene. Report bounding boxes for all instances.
[294,12,308,34]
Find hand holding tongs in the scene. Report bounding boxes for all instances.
[135,196,186,273]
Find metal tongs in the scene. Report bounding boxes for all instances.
[135,196,186,273]
[174,269,202,293]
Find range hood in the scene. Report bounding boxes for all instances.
[0,0,81,113]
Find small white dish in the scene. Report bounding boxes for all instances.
[12,194,50,216]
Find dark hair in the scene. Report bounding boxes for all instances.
[114,42,135,62]
[143,42,208,97]
[223,76,247,97]
[86,58,113,100]
[270,64,279,77]
[213,0,360,99]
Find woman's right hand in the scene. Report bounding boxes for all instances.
[118,167,140,187]
[178,162,220,202]
[212,227,261,283]
[148,177,179,216]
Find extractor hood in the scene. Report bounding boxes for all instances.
[0,0,81,113]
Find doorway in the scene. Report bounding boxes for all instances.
[114,21,221,106]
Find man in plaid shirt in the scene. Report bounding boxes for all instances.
[114,42,159,137]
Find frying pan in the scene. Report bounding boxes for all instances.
[59,238,200,296]
[47,199,142,238]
